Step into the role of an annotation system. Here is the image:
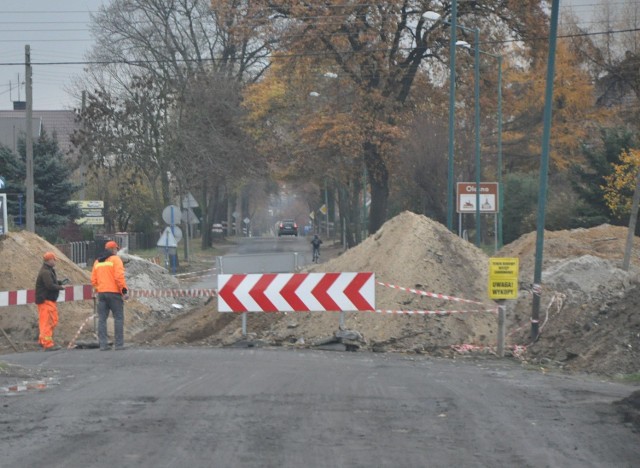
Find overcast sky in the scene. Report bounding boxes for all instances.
[0,0,617,111]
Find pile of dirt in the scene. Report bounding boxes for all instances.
[0,231,205,352]
[137,214,640,379]
[136,212,499,354]
[2,215,640,380]
[499,226,640,376]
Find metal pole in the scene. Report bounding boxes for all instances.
[25,45,35,233]
[622,167,640,271]
[446,0,458,232]
[473,28,481,248]
[18,193,23,226]
[496,56,504,249]
[324,179,329,237]
[531,0,560,342]
[362,166,367,239]
[497,301,506,357]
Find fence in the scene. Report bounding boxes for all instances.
[55,232,157,267]
[54,241,96,268]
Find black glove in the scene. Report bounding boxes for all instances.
[122,288,128,295]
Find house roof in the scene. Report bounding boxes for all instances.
[0,110,78,156]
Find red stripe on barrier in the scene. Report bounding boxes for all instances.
[312,273,341,311]
[218,275,248,312]
[345,272,374,311]
[249,274,278,312]
[281,274,309,312]
[65,286,75,302]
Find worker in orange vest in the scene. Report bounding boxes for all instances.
[91,241,129,351]
[35,252,65,351]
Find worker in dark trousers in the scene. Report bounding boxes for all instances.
[91,241,129,350]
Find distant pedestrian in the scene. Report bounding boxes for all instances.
[311,234,323,263]
[91,241,129,351]
[35,252,65,351]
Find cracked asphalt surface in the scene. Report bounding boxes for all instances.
[1,347,639,467]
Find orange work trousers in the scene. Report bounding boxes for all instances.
[38,300,59,349]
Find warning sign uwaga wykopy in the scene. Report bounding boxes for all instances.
[488,257,519,300]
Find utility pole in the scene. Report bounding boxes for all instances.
[25,45,35,233]
[531,0,560,341]
[79,91,87,200]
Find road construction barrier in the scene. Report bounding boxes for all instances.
[0,286,217,307]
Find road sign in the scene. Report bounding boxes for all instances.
[162,205,182,225]
[457,182,499,213]
[182,208,199,225]
[488,257,519,299]
[218,272,375,312]
[157,226,178,248]
[170,225,183,243]
[181,192,198,209]
[71,200,104,225]
[243,217,250,225]
[319,204,327,215]
[0,193,6,235]
[77,217,104,225]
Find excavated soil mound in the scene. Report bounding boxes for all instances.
[136,212,499,354]
[3,217,640,380]
[0,231,202,353]
[137,215,640,379]
[498,225,640,377]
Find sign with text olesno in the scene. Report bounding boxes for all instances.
[488,257,519,300]
[457,182,499,213]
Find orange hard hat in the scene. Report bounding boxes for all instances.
[43,252,57,261]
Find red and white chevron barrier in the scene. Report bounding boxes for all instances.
[218,272,375,312]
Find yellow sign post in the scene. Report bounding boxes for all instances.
[489,257,519,358]
[488,257,519,299]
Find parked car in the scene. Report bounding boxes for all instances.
[278,219,298,237]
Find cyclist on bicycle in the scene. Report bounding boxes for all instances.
[311,234,323,262]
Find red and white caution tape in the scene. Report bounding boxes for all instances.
[0,285,94,307]
[131,288,217,298]
[0,285,217,307]
[1,380,50,394]
[371,308,498,315]
[376,281,487,306]
[67,314,95,350]
[173,268,216,278]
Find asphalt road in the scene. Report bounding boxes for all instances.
[1,348,638,467]
[189,236,312,289]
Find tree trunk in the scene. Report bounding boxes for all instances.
[364,141,389,234]
[200,183,211,249]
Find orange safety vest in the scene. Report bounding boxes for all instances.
[91,254,128,294]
